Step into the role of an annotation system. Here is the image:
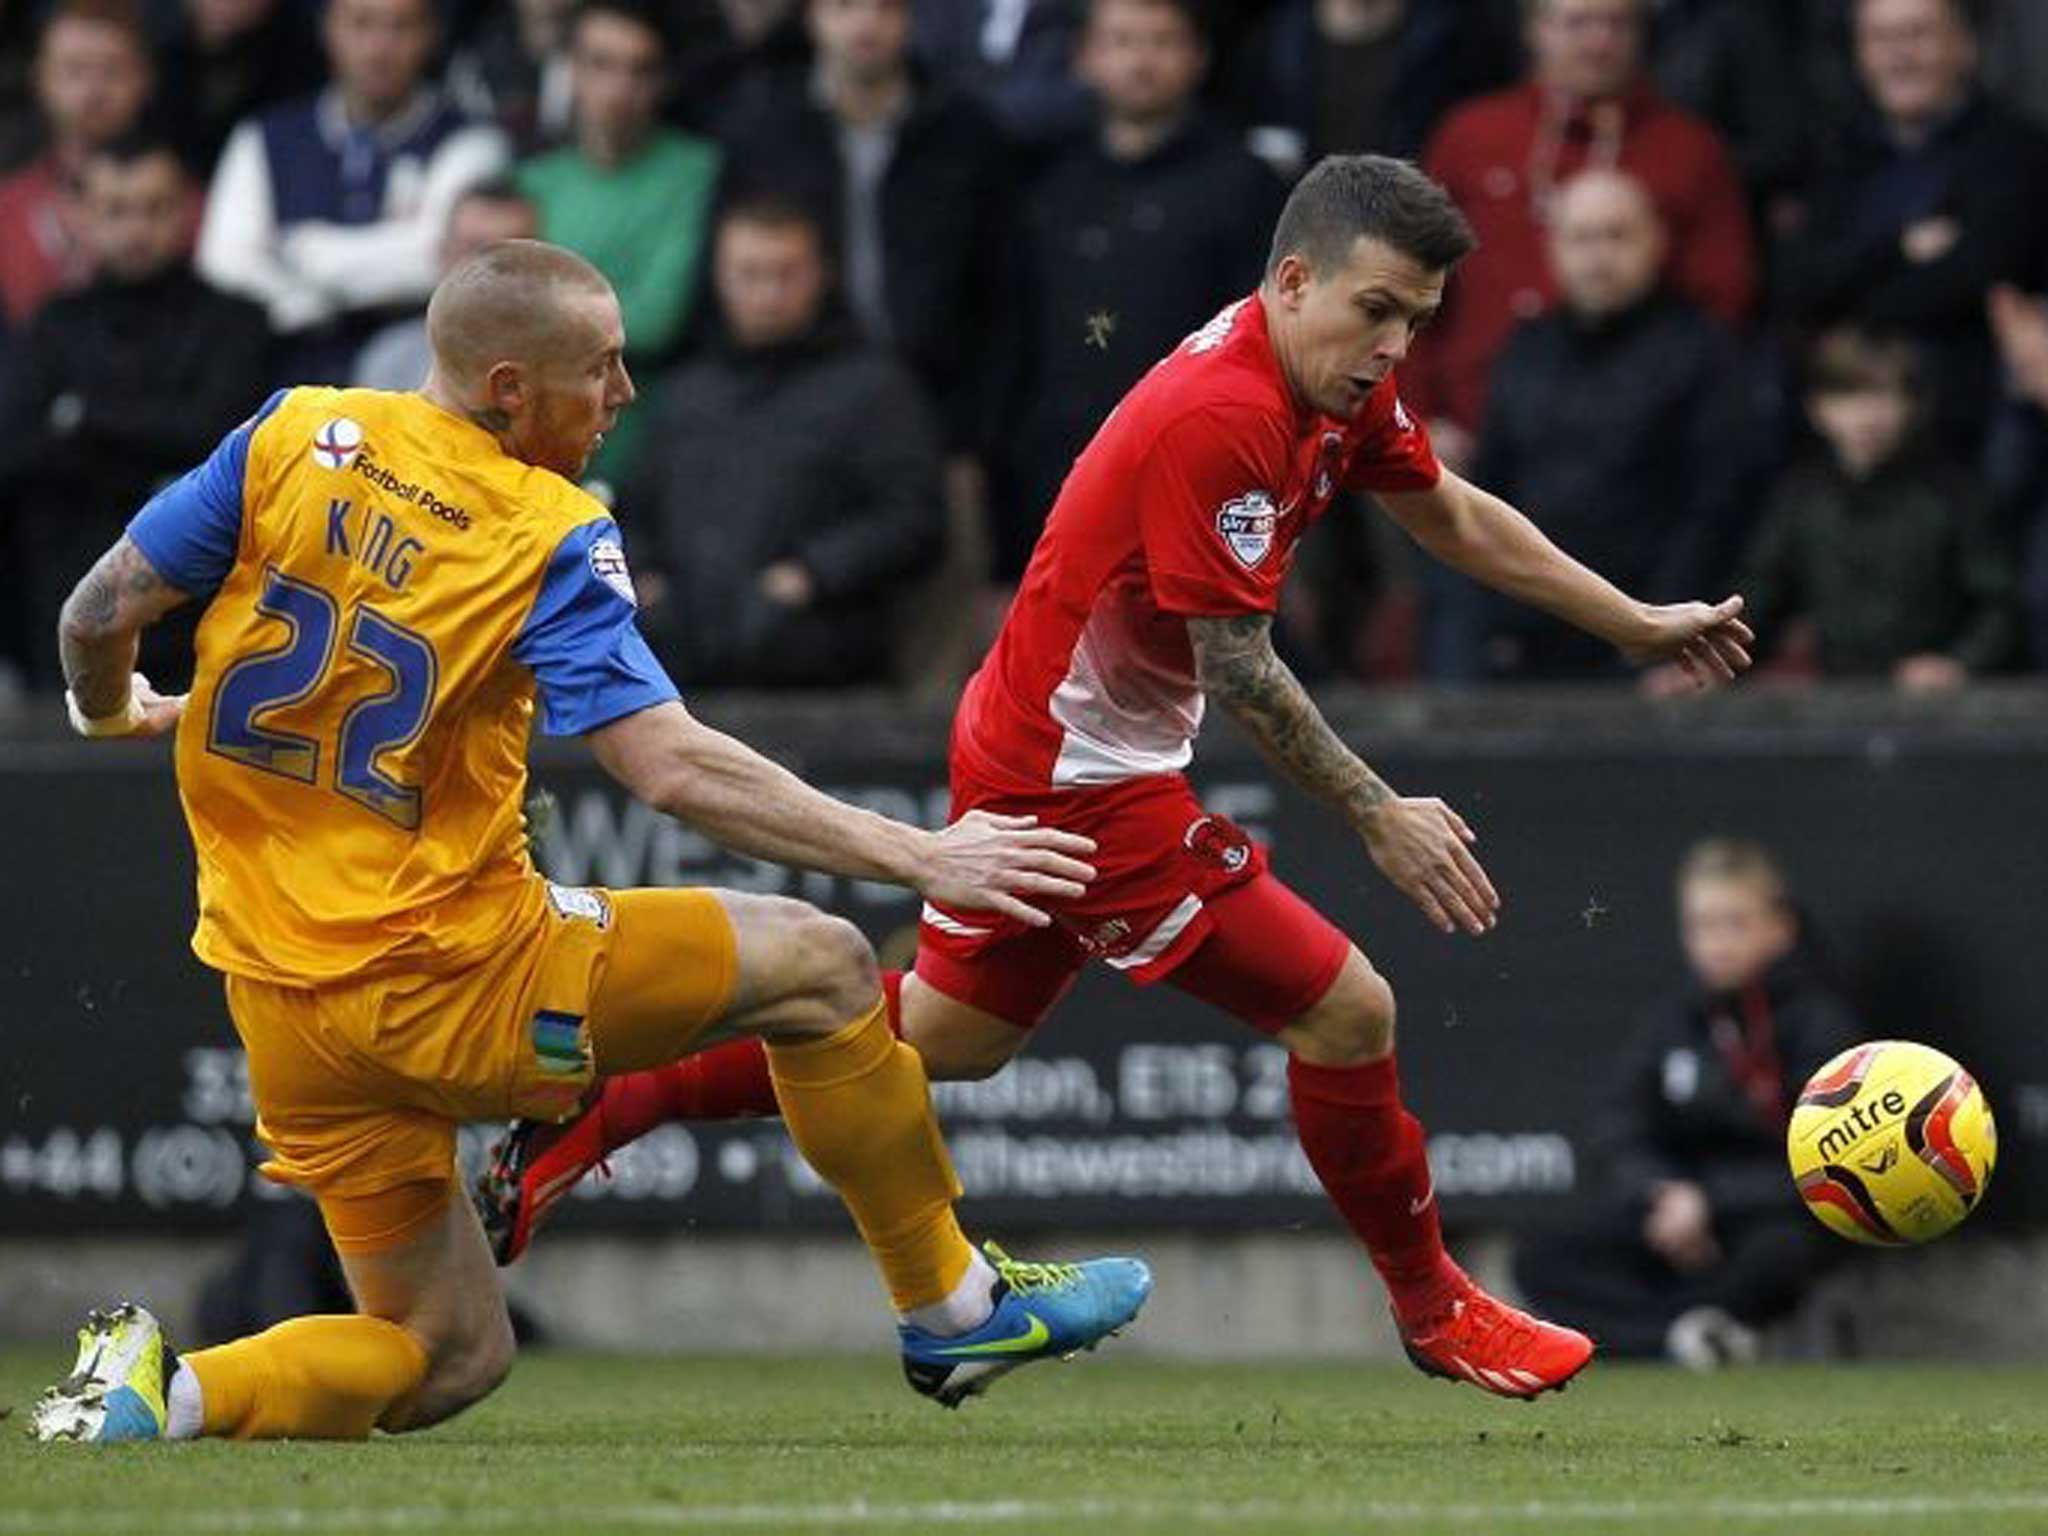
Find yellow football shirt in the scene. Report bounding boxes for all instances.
[126,386,677,985]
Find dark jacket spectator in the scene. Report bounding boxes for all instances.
[1739,327,2020,685]
[1647,0,1807,203]
[0,136,270,688]
[1454,171,1749,680]
[1515,840,1861,1363]
[716,0,1012,465]
[446,0,577,154]
[1227,0,1522,176]
[1002,0,1284,576]
[1774,0,2048,452]
[153,0,327,175]
[913,0,1093,152]
[1410,0,1756,461]
[627,199,944,688]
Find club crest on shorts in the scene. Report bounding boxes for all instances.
[1183,815,1250,873]
[311,417,365,471]
[588,537,636,605]
[1216,491,1278,569]
[1077,917,1135,959]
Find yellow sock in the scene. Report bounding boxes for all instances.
[766,997,974,1311]
[185,1315,428,1440]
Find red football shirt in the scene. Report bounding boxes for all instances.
[955,291,1440,795]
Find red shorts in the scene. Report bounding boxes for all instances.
[915,771,1353,1032]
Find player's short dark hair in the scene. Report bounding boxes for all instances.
[1266,155,1476,279]
[569,0,675,56]
[1805,326,1923,400]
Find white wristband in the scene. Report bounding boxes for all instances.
[66,673,151,739]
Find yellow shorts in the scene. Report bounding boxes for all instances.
[226,884,739,1249]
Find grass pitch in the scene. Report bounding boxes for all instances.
[2,1351,2045,1535]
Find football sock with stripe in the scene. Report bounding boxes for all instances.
[1288,1053,1462,1328]
[181,1315,429,1439]
[765,993,980,1317]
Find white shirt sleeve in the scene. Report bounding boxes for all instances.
[281,125,511,312]
[197,120,337,334]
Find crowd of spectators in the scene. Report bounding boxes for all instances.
[2,0,2047,699]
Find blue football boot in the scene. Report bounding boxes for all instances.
[900,1241,1152,1407]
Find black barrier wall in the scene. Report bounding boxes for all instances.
[1,689,2044,1236]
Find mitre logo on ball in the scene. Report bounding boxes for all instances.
[311,418,365,471]
[1216,491,1278,568]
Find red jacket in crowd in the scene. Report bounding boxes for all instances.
[1410,80,1757,438]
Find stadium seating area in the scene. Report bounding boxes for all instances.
[2,0,2046,700]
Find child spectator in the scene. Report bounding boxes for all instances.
[1731,327,2019,689]
[1514,839,1861,1367]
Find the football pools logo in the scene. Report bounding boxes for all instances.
[589,536,637,604]
[312,418,365,471]
[1216,490,1278,569]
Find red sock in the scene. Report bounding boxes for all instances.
[1288,1053,1462,1328]
[595,970,908,1150]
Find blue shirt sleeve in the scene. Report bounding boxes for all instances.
[514,518,681,736]
[125,389,288,594]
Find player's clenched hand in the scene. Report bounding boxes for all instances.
[1358,797,1499,936]
[1622,596,1754,689]
[916,811,1097,928]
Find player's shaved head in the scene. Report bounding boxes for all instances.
[427,238,615,386]
[421,238,635,480]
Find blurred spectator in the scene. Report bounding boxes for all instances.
[1000,0,1284,576]
[626,196,944,688]
[1442,170,1749,681]
[1982,0,2048,133]
[0,3,44,172]
[1730,327,2019,688]
[0,0,156,331]
[447,0,576,154]
[0,131,269,691]
[1775,0,2048,454]
[1229,0,1522,178]
[519,0,722,490]
[196,0,509,382]
[1514,839,1860,1367]
[913,0,1092,151]
[1646,0,1806,206]
[153,0,326,175]
[718,0,1014,523]
[353,178,539,390]
[1410,0,1755,470]
[1988,282,2048,666]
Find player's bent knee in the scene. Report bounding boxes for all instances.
[1285,955,1396,1065]
[390,1314,516,1432]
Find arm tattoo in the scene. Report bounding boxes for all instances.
[1189,614,1394,828]
[59,537,177,715]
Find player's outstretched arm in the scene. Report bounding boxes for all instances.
[56,536,191,739]
[1188,614,1498,936]
[1378,470,1754,688]
[585,701,1096,927]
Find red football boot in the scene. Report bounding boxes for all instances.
[1398,1275,1595,1399]
[475,1108,610,1266]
